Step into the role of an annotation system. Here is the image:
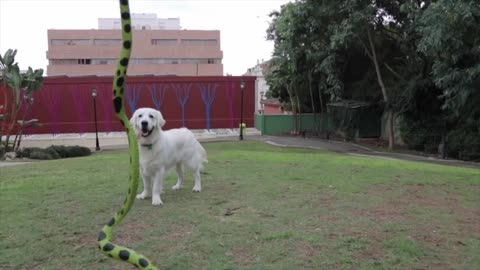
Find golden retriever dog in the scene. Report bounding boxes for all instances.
[130,108,208,206]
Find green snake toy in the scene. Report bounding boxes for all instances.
[97,0,158,269]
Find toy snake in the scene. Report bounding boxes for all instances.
[97,0,158,269]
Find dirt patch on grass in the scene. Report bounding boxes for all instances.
[232,247,256,266]
[163,223,193,240]
[347,182,480,265]
[115,220,152,246]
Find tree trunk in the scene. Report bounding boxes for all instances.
[13,104,31,151]
[367,27,394,150]
[286,81,297,134]
[387,110,394,149]
[308,70,319,133]
[4,101,20,153]
[317,80,326,136]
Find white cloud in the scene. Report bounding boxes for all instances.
[0,0,289,75]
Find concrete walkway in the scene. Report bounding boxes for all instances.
[256,135,480,169]
[2,130,479,169]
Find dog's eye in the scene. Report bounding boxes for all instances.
[149,114,154,119]
[138,114,143,118]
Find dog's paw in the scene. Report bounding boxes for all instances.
[152,195,163,206]
[192,185,202,192]
[172,183,182,190]
[136,192,150,200]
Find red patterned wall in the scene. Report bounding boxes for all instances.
[1,76,256,135]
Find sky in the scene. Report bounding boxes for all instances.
[0,0,290,76]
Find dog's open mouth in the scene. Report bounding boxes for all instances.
[140,127,153,138]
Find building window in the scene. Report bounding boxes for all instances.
[151,39,177,45]
[94,39,121,45]
[50,59,78,65]
[92,59,116,65]
[180,39,218,46]
[208,59,214,64]
[77,59,91,65]
[51,39,91,45]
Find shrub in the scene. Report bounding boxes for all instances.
[447,128,480,161]
[29,150,55,160]
[16,147,43,158]
[16,145,92,160]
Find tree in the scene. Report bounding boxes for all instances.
[0,49,44,157]
[417,0,480,114]
[265,0,479,157]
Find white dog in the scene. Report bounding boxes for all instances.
[129,107,208,206]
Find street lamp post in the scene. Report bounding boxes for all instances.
[239,81,245,140]
[91,88,100,151]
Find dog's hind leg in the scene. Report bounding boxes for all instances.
[192,170,202,192]
[172,163,184,190]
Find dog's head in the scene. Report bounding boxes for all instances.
[129,108,166,138]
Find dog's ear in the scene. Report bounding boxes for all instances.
[156,110,166,128]
[129,110,138,129]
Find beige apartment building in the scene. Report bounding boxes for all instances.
[46,14,223,76]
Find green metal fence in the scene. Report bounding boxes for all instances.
[254,113,332,136]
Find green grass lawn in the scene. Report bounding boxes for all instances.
[1,141,479,270]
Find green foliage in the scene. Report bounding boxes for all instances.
[447,125,480,161]
[0,48,44,155]
[417,0,480,113]
[16,145,92,160]
[265,0,479,158]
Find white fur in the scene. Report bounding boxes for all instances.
[130,107,208,206]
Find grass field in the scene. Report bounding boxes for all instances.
[1,141,479,270]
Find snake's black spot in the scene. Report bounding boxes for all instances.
[116,70,121,76]
[107,217,115,227]
[103,243,115,252]
[97,231,107,241]
[139,258,149,267]
[120,57,129,67]
[119,209,124,215]
[119,250,130,261]
[123,40,131,49]
[124,24,131,33]
[116,77,124,87]
[120,0,128,5]
[120,87,124,94]
[121,12,130,20]
[113,89,117,96]
[113,97,122,114]
[108,254,113,258]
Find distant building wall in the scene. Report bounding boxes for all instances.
[244,60,270,113]
[46,29,223,77]
[98,13,181,30]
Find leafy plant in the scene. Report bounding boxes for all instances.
[0,49,44,157]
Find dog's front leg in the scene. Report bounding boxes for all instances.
[151,168,165,206]
[136,169,152,200]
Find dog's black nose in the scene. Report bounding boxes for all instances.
[141,121,148,127]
